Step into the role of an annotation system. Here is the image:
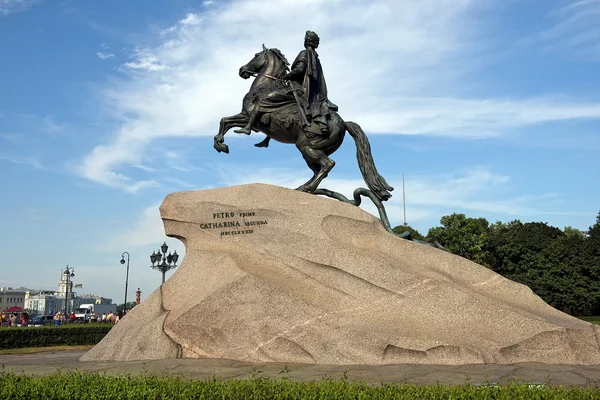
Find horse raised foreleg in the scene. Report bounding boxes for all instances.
[214,113,248,154]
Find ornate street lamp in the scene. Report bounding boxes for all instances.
[63,265,75,316]
[150,242,179,284]
[120,252,130,312]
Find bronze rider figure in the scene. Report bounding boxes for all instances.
[234,31,338,139]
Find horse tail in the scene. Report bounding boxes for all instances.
[345,121,394,201]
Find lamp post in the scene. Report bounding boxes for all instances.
[150,242,179,284]
[62,265,75,317]
[120,252,130,312]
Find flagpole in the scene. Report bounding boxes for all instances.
[402,173,407,226]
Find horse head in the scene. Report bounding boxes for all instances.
[239,45,289,80]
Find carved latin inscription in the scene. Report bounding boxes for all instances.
[199,211,268,237]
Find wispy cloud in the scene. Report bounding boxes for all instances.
[96,51,114,60]
[0,0,40,16]
[524,0,600,60]
[163,177,196,189]
[0,153,46,170]
[179,13,200,26]
[404,168,561,216]
[98,204,187,297]
[103,204,167,250]
[77,0,600,192]
[216,163,580,227]
[0,132,22,143]
[96,44,115,60]
[101,203,186,277]
[25,208,46,221]
[122,47,167,71]
[1,112,64,135]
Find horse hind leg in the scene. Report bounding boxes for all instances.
[302,155,320,178]
[296,143,335,193]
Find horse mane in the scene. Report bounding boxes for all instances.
[267,48,290,77]
[269,48,290,66]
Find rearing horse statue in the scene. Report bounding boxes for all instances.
[213,44,393,202]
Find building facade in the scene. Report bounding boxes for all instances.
[24,294,63,316]
[22,269,114,315]
[0,287,26,310]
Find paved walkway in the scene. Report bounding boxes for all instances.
[2,350,600,387]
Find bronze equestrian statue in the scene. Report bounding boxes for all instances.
[213,31,393,202]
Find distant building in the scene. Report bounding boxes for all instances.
[0,287,26,310]
[25,294,63,315]
[22,269,114,315]
[78,294,113,305]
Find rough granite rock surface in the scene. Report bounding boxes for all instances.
[81,183,600,365]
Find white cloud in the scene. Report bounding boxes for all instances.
[104,204,167,249]
[76,137,159,193]
[0,0,40,16]
[179,13,200,25]
[404,168,551,216]
[2,112,64,135]
[77,0,600,192]
[0,153,46,170]
[163,177,196,189]
[525,0,600,60]
[123,47,168,71]
[100,202,187,298]
[96,51,115,60]
[218,163,582,228]
[92,163,589,297]
[103,204,184,251]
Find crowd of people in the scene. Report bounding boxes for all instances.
[0,310,125,326]
[52,311,124,325]
[0,312,30,326]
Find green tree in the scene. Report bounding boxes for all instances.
[426,213,489,264]
[392,224,426,241]
[586,212,600,312]
[587,212,600,259]
[484,221,562,278]
[535,228,593,313]
[117,302,137,312]
[483,220,597,314]
[563,226,586,238]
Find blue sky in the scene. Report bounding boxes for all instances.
[1,0,599,304]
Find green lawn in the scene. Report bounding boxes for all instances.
[577,316,600,325]
[0,345,93,355]
[1,371,598,399]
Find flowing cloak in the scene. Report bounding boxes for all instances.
[295,48,338,119]
[256,48,338,125]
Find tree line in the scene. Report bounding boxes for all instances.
[393,212,600,315]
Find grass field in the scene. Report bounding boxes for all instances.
[0,345,93,355]
[577,316,600,324]
[1,371,598,400]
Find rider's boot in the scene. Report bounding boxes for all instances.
[254,137,271,148]
[234,111,259,135]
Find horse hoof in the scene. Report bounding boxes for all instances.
[295,185,311,193]
[214,143,230,154]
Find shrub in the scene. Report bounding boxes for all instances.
[0,324,111,349]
